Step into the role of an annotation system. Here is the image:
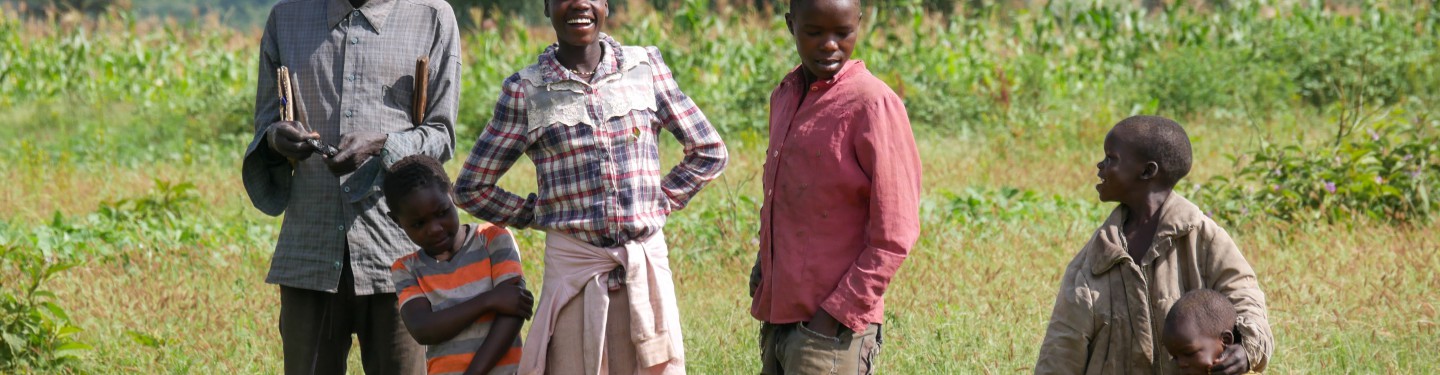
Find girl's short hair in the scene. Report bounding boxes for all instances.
[382,155,451,210]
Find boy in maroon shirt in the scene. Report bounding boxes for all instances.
[748,0,922,373]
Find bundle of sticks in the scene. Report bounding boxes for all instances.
[277,66,340,158]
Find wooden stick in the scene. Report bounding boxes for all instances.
[278,66,294,122]
[277,67,289,122]
[412,56,429,126]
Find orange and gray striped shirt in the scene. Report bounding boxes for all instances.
[392,223,525,375]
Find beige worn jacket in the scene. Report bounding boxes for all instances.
[1036,194,1273,374]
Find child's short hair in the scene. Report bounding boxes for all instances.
[790,0,861,14]
[1112,115,1192,187]
[382,155,451,209]
[1165,289,1236,338]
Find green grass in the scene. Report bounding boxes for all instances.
[20,127,1440,374]
[3,1,1440,373]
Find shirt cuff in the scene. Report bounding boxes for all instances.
[1236,316,1265,371]
[381,132,402,167]
[819,294,868,333]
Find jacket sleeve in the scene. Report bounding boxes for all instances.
[1035,253,1097,375]
[1199,223,1274,372]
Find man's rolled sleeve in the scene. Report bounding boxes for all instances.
[381,7,460,167]
[819,94,921,332]
[647,47,727,211]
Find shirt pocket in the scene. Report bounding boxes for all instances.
[603,73,659,141]
[525,88,595,153]
[384,83,415,117]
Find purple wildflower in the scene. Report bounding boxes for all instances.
[1375,176,1384,184]
[1403,154,1413,161]
[1412,170,1423,179]
[1369,129,1380,141]
[1324,181,1337,193]
[1271,184,1280,192]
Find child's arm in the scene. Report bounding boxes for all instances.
[453,75,538,228]
[814,91,922,334]
[1199,224,1274,372]
[463,232,528,374]
[461,315,524,375]
[1035,255,1097,374]
[398,279,534,345]
[646,47,729,212]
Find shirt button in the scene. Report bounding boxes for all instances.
[332,261,342,270]
[343,186,351,193]
[347,74,357,82]
[336,225,345,232]
[350,36,359,45]
[810,86,818,91]
[345,109,355,118]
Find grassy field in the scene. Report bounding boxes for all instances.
[3,1,1439,373]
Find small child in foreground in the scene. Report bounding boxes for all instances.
[1163,289,1261,375]
[386,155,534,375]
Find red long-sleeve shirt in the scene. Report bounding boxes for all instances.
[750,61,923,333]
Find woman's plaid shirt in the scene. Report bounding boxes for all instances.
[455,35,727,247]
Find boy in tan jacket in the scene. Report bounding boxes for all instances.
[1035,116,1273,374]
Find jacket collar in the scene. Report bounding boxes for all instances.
[1089,193,1206,275]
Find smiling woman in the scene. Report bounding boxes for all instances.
[452,0,729,373]
[544,0,609,76]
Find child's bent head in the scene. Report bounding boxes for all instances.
[1095,115,1192,202]
[383,155,460,255]
[1162,289,1236,375]
[786,0,862,81]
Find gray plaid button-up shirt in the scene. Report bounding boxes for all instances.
[242,0,459,295]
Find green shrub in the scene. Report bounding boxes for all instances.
[1193,111,1440,223]
[939,186,1105,226]
[0,242,89,372]
[1140,45,1291,117]
[1141,46,1238,116]
[1263,7,1434,109]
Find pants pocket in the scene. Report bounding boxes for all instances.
[858,331,880,375]
[797,323,845,345]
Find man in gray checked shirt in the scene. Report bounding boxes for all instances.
[241,0,460,373]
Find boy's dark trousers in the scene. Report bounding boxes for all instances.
[278,249,425,375]
[759,322,882,375]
